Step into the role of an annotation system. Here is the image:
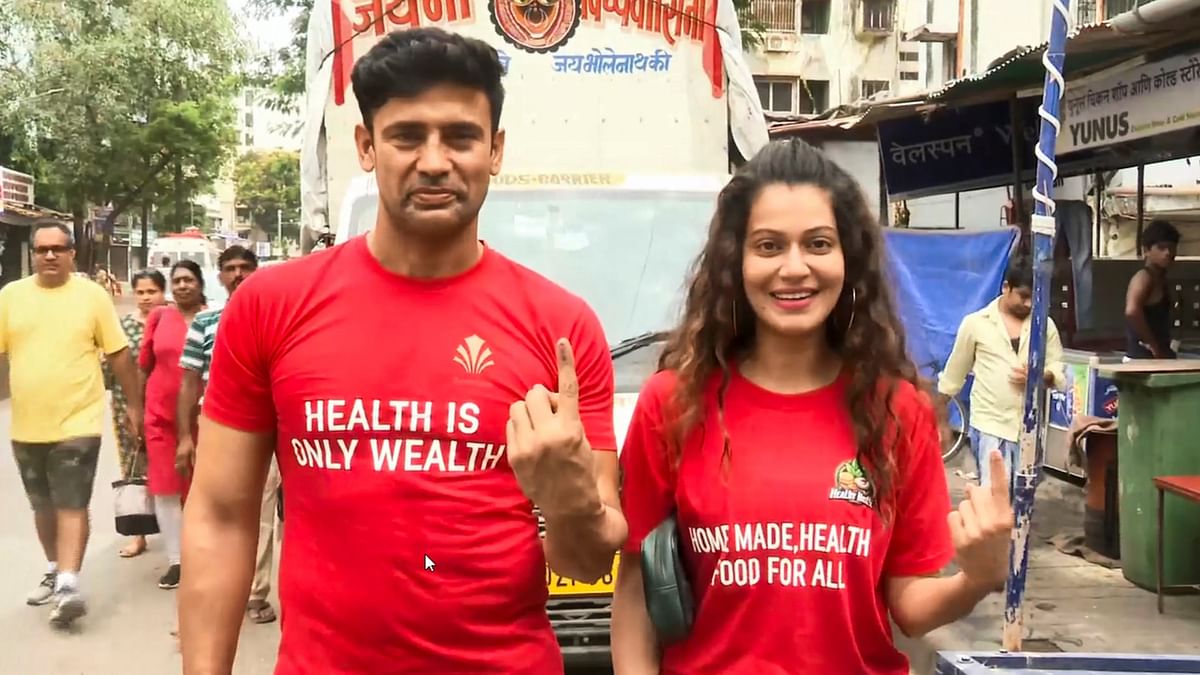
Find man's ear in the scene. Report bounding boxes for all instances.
[354,123,376,172]
[490,127,506,176]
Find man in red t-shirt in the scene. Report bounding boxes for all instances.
[178,28,626,675]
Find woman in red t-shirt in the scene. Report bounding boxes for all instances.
[612,139,1013,675]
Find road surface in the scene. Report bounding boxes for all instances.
[0,397,282,674]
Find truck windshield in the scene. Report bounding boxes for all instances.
[478,189,717,347]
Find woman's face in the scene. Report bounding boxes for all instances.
[171,269,202,307]
[741,183,845,341]
[133,278,166,315]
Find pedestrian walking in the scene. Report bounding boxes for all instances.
[139,260,207,591]
[176,245,278,625]
[179,27,623,674]
[938,254,1066,488]
[111,269,168,559]
[0,219,143,628]
[610,139,1013,674]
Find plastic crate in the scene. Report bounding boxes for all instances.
[936,652,1200,674]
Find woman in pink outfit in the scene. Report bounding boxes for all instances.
[139,260,207,591]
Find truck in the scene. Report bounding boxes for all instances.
[298,0,768,663]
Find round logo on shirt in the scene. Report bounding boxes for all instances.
[829,460,874,508]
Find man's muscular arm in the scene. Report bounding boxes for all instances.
[180,417,274,675]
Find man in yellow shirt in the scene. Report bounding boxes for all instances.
[0,220,143,629]
[938,254,1065,489]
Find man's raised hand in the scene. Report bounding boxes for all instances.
[506,339,602,519]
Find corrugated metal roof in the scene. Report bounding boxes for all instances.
[928,22,1113,100]
[770,14,1200,138]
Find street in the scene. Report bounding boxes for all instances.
[0,397,283,675]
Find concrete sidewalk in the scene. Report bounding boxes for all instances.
[900,460,1200,673]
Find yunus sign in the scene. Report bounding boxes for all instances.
[1059,51,1200,154]
[0,166,35,206]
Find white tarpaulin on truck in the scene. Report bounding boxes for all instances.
[299,0,767,241]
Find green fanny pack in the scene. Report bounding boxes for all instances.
[640,514,694,643]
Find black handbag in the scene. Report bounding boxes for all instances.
[640,513,695,643]
[111,444,160,537]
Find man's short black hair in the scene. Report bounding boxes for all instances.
[1142,219,1180,251]
[350,27,506,134]
[31,218,74,246]
[1004,253,1033,290]
[218,244,258,269]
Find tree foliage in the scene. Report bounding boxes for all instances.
[3,0,241,240]
[234,150,301,232]
[246,0,313,113]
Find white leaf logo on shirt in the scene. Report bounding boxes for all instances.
[454,335,495,375]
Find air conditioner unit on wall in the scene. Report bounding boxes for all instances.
[764,34,789,52]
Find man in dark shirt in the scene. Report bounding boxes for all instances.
[1125,219,1180,359]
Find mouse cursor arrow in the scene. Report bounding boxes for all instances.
[423,555,435,572]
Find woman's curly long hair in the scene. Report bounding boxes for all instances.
[658,138,919,513]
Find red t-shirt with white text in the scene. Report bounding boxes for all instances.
[203,237,616,674]
[620,368,954,675]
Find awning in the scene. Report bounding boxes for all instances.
[0,200,71,228]
[770,14,1200,138]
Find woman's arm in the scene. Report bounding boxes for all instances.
[885,572,993,638]
[886,451,1012,637]
[611,555,660,675]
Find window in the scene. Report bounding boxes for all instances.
[742,0,797,32]
[861,0,894,32]
[1075,0,1097,23]
[245,90,254,106]
[899,50,920,62]
[755,77,828,114]
[1106,0,1151,18]
[798,80,828,113]
[755,78,797,113]
[244,132,254,146]
[899,71,920,81]
[861,80,890,99]
[244,112,254,127]
[800,0,830,34]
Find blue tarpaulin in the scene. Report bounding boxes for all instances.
[884,227,1021,380]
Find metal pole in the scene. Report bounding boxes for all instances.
[1136,164,1146,254]
[1003,0,1071,652]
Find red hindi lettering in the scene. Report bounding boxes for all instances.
[684,0,705,40]
[352,0,388,35]
[659,0,684,46]
[385,0,422,28]
[580,0,602,22]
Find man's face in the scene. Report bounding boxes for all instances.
[219,256,257,295]
[1002,282,1033,319]
[354,83,505,241]
[1147,241,1177,270]
[32,226,75,285]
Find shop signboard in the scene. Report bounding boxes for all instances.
[1059,50,1200,155]
[0,166,35,210]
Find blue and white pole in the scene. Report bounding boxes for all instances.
[1003,0,1071,652]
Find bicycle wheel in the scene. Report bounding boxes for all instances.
[941,396,969,463]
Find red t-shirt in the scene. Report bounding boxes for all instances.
[203,237,616,674]
[620,368,954,675]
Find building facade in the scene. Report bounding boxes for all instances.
[741,0,927,116]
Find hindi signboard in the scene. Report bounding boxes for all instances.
[0,166,35,207]
[876,98,1040,199]
[1059,51,1200,154]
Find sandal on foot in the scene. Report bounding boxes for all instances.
[119,539,146,558]
[247,600,277,624]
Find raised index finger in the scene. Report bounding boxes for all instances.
[555,338,580,419]
[988,450,1010,505]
